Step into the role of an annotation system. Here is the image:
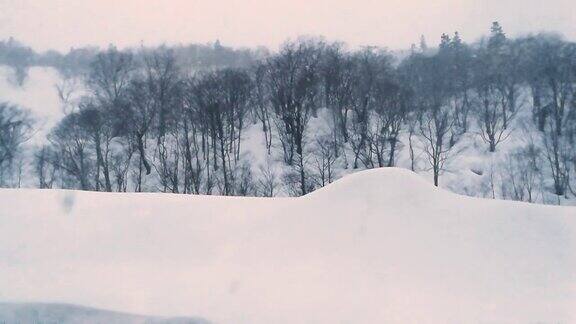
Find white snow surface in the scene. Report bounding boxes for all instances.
[0,303,209,324]
[1,168,575,323]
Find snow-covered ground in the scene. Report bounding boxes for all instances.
[0,303,209,324]
[1,168,574,323]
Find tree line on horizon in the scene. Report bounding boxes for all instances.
[1,22,575,203]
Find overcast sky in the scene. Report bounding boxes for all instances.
[1,0,575,52]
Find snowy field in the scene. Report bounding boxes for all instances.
[0,303,208,324]
[1,168,575,323]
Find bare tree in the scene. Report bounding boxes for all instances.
[234,162,256,196]
[265,39,323,195]
[404,44,458,186]
[189,69,251,195]
[257,158,279,197]
[252,64,274,154]
[538,38,575,197]
[503,145,543,203]
[84,47,136,191]
[472,59,513,152]
[34,145,60,189]
[321,43,355,150]
[220,68,252,163]
[0,103,33,186]
[420,107,455,187]
[438,32,474,135]
[370,77,409,167]
[347,47,392,169]
[312,135,339,187]
[88,46,134,105]
[543,121,571,198]
[180,77,207,194]
[56,76,81,115]
[47,112,93,190]
[125,77,157,191]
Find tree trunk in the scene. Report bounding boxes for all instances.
[95,134,112,192]
[137,133,151,175]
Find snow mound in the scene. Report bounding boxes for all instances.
[0,168,575,324]
[307,167,440,199]
[0,303,209,324]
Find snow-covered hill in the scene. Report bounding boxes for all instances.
[1,64,574,206]
[1,168,574,323]
[0,303,209,324]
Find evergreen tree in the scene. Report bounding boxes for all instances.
[488,22,506,50]
[451,32,463,48]
[440,33,451,51]
[419,35,428,52]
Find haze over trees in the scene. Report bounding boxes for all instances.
[1,23,575,205]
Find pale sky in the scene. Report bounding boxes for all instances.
[0,0,575,52]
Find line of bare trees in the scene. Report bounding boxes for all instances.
[1,23,575,203]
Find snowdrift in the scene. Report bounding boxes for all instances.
[0,303,208,324]
[0,168,575,323]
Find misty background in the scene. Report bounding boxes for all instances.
[1,0,575,52]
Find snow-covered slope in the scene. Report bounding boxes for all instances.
[0,66,65,145]
[0,303,209,324]
[1,168,574,323]
[1,65,572,206]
